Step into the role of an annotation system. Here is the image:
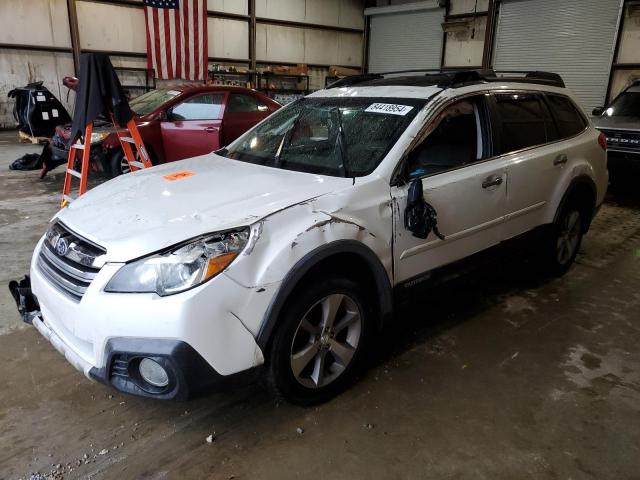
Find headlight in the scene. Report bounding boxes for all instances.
[89,132,109,144]
[105,228,249,296]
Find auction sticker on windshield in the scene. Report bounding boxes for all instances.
[365,103,413,116]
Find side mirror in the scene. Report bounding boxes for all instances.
[404,179,445,241]
[592,106,604,116]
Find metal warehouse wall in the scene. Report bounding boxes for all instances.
[0,0,74,128]
[0,0,365,128]
[492,0,623,113]
[366,1,444,73]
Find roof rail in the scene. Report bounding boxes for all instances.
[325,68,565,90]
[492,70,565,88]
[326,74,383,89]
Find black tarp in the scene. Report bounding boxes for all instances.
[7,82,71,137]
[70,53,133,140]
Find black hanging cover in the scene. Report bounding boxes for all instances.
[70,53,133,140]
[7,82,71,137]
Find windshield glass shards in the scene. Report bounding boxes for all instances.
[218,97,425,177]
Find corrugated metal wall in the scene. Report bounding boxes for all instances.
[493,0,623,112]
[367,2,444,73]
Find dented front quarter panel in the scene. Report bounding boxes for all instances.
[225,175,394,335]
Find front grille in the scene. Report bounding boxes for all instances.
[37,222,105,301]
[51,131,68,150]
[600,128,640,152]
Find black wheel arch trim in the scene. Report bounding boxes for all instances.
[553,174,598,231]
[256,240,393,350]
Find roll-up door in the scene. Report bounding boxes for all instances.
[492,0,623,112]
[366,1,445,74]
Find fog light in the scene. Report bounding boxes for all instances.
[139,358,169,387]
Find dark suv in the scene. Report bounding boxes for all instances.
[593,81,640,180]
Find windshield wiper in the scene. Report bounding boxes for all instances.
[333,108,351,178]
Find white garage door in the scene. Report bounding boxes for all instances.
[366,1,445,74]
[493,0,623,112]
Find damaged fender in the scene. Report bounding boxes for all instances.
[224,175,395,340]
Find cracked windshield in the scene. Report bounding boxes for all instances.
[219,97,426,177]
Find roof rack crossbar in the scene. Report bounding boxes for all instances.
[325,68,565,90]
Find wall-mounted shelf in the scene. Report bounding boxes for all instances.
[208,70,255,88]
[257,73,309,103]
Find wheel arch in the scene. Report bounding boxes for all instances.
[553,174,598,232]
[256,240,393,350]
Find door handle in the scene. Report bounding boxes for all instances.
[482,175,504,189]
[554,154,568,166]
[205,126,219,133]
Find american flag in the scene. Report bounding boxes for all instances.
[143,0,208,81]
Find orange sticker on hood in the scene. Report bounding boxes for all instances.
[163,171,195,181]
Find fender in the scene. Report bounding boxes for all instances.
[256,240,393,349]
[552,174,598,230]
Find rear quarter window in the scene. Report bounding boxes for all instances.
[546,94,587,139]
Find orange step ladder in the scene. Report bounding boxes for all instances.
[61,117,153,208]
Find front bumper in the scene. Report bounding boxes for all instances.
[50,141,107,168]
[607,150,640,175]
[20,237,270,399]
[9,280,256,399]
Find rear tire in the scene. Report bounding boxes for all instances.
[266,276,372,405]
[546,201,584,276]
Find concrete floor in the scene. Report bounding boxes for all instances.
[1,129,639,479]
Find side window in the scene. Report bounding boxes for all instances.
[226,93,269,113]
[407,96,488,178]
[493,93,555,154]
[546,94,587,139]
[170,94,224,120]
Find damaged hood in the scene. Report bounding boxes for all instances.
[55,154,350,261]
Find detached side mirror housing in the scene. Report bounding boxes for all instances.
[592,106,605,116]
[404,179,445,241]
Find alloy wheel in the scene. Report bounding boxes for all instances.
[556,210,581,265]
[290,293,362,389]
[120,155,132,174]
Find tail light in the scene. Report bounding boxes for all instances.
[598,132,607,151]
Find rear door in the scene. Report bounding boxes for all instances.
[222,93,271,145]
[392,94,509,283]
[491,92,586,239]
[160,92,226,162]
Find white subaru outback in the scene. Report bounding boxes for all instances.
[18,70,608,404]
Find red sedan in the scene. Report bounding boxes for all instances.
[50,85,280,177]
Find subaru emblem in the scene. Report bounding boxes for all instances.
[56,238,69,256]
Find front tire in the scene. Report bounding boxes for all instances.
[108,150,132,178]
[266,276,372,405]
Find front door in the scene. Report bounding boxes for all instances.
[392,94,508,284]
[160,92,226,162]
